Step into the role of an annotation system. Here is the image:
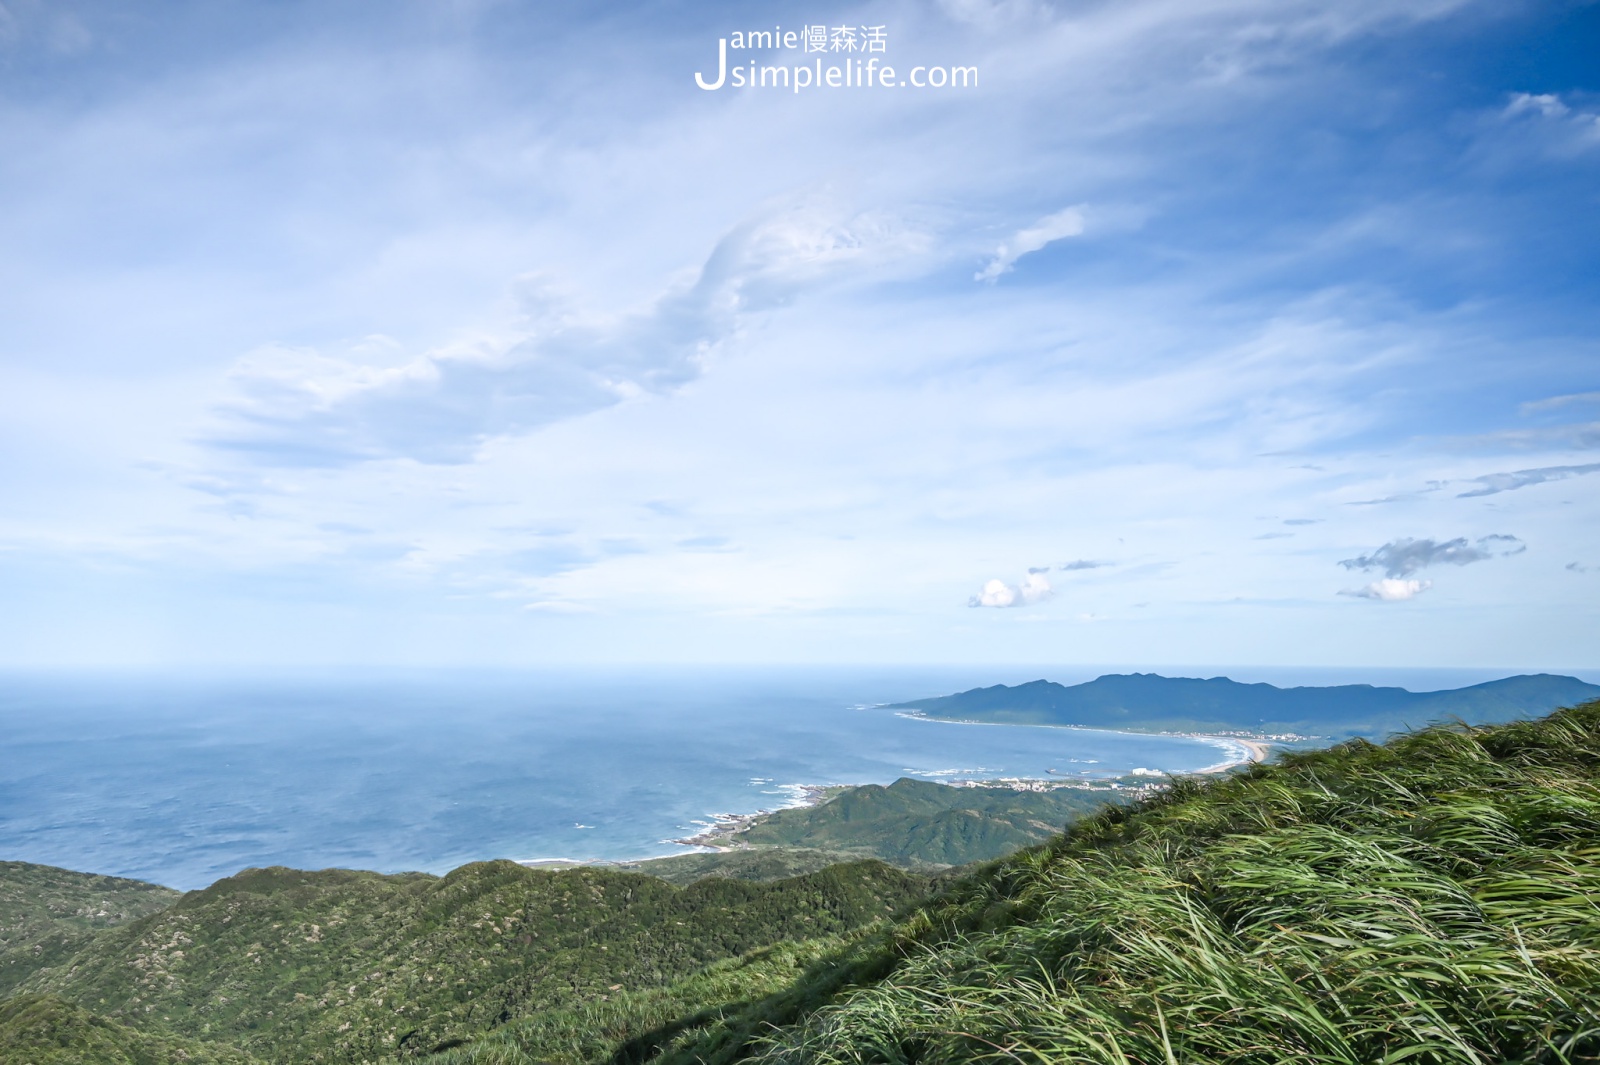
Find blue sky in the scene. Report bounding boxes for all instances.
[0,0,1596,668]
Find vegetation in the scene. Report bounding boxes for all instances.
[6,698,1600,1065]
[727,778,1127,868]
[617,849,864,886]
[632,697,1600,1065]
[422,935,853,1065]
[0,862,179,997]
[891,671,1600,739]
[15,858,927,1063]
[0,992,260,1064]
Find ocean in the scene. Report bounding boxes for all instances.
[0,664,1559,890]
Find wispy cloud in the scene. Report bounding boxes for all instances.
[969,568,1053,608]
[1456,463,1600,498]
[1058,559,1108,571]
[975,205,1085,282]
[1336,535,1523,600]
[1338,534,1522,579]
[1451,423,1600,452]
[1519,390,1600,415]
[1346,483,1446,506]
[1500,92,1600,157]
[206,198,920,467]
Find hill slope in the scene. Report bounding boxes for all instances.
[0,863,179,998]
[18,858,927,1063]
[0,993,260,1065]
[891,671,1600,738]
[730,778,1128,867]
[450,697,1600,1065]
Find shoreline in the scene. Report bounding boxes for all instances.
[521,735,1273,869]
[1185,735,1274,774]
[894,709,1287,759]
[516,729,1280,868]
[665,784,835,850]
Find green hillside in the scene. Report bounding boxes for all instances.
[619,848,864,886]
[16,858,926,1063]
[0,862,180,998]
[0,993,260,1064]
[729,778,1128,867]
[451,697,1600,1065]
[891,671,1600,739]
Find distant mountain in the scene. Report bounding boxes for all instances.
[888,672,1600,739]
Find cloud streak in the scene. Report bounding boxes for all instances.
[206,199,919,467]
[1338,535,1522,578]
[975,206,1086,282]
[1456,463,1600,498]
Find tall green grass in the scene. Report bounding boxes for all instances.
[743,704,1600,1065]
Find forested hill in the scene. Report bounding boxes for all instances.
[729,778,1128,867]
[0,862,179,998]
[889,671,1600,738]
[3,859,927,1064]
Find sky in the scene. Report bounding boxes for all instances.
[0,0,1596,670]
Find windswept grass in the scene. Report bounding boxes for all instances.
[738,706,1600,1065]
[626,701,1600,1065]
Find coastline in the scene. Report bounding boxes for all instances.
[665,784,835,850]
[1186,735,1274,774]
[517,736,1277,867]
[893,709,1280,772]
[513,724,1280,869]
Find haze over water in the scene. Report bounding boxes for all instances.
[0,665,1571,890]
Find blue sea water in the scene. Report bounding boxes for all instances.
[0,664,1565,890]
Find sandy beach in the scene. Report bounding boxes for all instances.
[1188,736,1275,774]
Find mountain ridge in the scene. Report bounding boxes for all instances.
[888,671,1600,739]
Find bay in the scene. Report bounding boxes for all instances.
[0,664,1532,890]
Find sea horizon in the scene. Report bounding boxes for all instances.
[4,664,1597,891]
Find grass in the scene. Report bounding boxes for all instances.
[633,700,1600,1065]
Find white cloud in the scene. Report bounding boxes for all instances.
[205,197,922,467]
[1495,91,1600,157]
[969,569,1053,608]
[1342,577,1431,601]
[1335,535,1522,602]
[971,578,1017,607]
[1505,93,1569,120]
[975,206,1086,282]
